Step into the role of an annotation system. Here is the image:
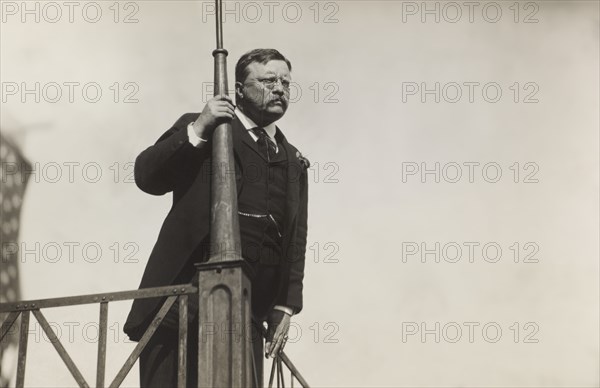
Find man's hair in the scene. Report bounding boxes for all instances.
[235,49,292,84]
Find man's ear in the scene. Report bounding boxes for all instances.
[235,82,244,101]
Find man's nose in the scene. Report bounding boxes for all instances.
[271,81,285,94]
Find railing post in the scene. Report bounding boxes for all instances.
[195,0,254,387]
[16,311,29,388]
[177,295,188,388]
[96,302,108,388]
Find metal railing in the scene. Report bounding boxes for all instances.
[268,352,309,388]
[0,285,309,388]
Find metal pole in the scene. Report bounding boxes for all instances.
[196,0,254,386]
[209,0,241,263]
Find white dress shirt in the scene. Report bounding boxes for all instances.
[187,108,278,154]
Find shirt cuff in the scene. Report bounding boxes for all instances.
[187,122,208,147]
[273,305,294,316]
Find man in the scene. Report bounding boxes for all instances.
[123,48,309,387]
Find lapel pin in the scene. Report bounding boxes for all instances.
[296,150,310,169]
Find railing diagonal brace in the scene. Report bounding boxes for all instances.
[269,357,276,388]
[279,352,310,388]
[0,311,21,342]
[108,295,178,388]
[32,309,90,388]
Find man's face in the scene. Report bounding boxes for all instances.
[237,60,291,125]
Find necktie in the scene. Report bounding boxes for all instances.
[251,127,277,161]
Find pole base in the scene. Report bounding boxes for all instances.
[195,259,254,387]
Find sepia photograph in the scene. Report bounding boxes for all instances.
[1,1,599,387]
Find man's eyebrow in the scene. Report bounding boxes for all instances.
[261,73,291,79]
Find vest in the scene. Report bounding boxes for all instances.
[237,139,288,266]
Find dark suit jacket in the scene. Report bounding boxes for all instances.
[124,113,308,341]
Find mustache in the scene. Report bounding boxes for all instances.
[267,96,288,105]
[240,89,289,105]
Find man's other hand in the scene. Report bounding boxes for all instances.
[265,309,291,358]
[192,95,235,140]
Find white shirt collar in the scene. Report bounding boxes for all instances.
[235,107,277,140]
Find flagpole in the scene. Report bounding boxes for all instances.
[196,0,254,386]
[209,0,241,262]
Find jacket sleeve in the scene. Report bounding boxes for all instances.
[134,113,206,195]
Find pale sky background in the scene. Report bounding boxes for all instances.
[1,1,599,387]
